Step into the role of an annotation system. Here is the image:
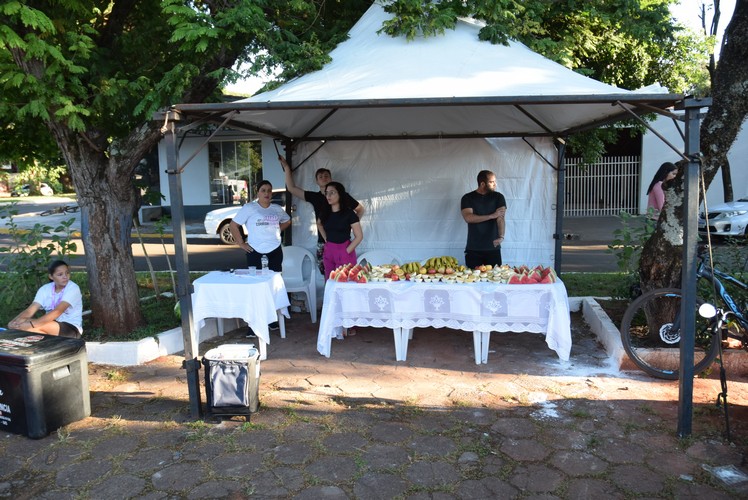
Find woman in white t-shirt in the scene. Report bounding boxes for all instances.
[8,260,83,338]
[229,180,291,272]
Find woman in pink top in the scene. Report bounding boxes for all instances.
[646,162,677,218]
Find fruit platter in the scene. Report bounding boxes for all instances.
[328,256,557,285]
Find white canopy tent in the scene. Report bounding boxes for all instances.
[164,1,705,435]
[174,2,682,268]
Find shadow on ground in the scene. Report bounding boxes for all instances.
[2,313,748,498]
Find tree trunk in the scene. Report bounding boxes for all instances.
[45,123,163,335]
[79,192,145,334]
[638,172,686,292]
[638,2,748,291]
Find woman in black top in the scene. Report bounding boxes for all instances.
[317,181,364,279]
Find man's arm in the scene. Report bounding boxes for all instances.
[494,207,506,247]
[316,218,327,243]
[279,156,305,200]
[461,207,504,224]
[354,203,364,218]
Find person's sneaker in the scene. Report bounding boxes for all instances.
[246,327,257,338]
[269,321,280,331]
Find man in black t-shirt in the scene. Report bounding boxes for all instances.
[460,170,507,269]
[281,156,364,272]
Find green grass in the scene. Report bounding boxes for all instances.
[0,193,78,203]
[559,272,630,297]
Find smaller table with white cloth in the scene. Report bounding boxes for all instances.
[317,280,571,364]
[192,271,290,359]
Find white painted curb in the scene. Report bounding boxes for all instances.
[86,319,232,366]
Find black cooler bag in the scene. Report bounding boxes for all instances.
[202,344,260,417]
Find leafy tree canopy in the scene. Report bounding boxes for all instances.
[0,0,370,150]
[380,0,708,95]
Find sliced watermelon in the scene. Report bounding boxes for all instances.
[539,274,554,284]
[527,270,543,282]
[357,274,369,283]
[335,271,348,282]
[329,270,338,280]
[507,274,523,284]
[519,273,533,285]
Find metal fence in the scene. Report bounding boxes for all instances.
[564,156,640,217]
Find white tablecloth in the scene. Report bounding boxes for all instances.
[192,271,290,359]
[316,280,571,363]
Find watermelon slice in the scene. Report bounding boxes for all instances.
[519,273,533,284]
[527,270,542,282]
[539,274,554,284]
[357,274,369,283]
[507,274,522,284]
[335,270,348,282]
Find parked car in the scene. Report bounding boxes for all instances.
[204,189,288,244]
[698,197,748,238]
[10,183,54,197]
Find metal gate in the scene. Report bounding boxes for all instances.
[564,156,640,217]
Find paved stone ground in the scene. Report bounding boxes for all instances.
[3,313,748,499]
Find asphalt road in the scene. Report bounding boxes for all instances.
[3,198,743,273]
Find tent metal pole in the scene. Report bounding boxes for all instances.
[677,97,710,437]
[160,109,202,419]
[283,142,294,246]
[554,140,567,272]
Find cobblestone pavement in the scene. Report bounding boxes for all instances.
[3,313,748,499]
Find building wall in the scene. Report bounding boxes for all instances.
[157,134,284,220]
[641,114,748,212]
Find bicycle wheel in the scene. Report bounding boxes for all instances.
[39,208,56,216]
[620,288,720,380]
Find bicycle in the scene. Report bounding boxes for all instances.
[39,204,80,216]
[619,246,748,380]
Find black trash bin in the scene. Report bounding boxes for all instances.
[202,344,260,419]
[0,330,90,439]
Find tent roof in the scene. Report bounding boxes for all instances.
[173,3,682,142]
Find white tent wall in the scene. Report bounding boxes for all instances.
[287,137,557,269]
[641,115,748,211]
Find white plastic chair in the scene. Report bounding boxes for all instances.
[357,250,403,266]
[282,246,317,324]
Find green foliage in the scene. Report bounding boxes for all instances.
[606,211,657,296]
[1,1,370,335]
[0,202,77,280]
[607,211,657,275]
[11,163,70,195]
[0,202,78,311]
[696,239,748,309]
[559,272,630,298]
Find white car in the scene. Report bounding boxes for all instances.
[204,189,288,244]
[698,197,748,238]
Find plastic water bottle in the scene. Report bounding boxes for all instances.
[261,254,269,274]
